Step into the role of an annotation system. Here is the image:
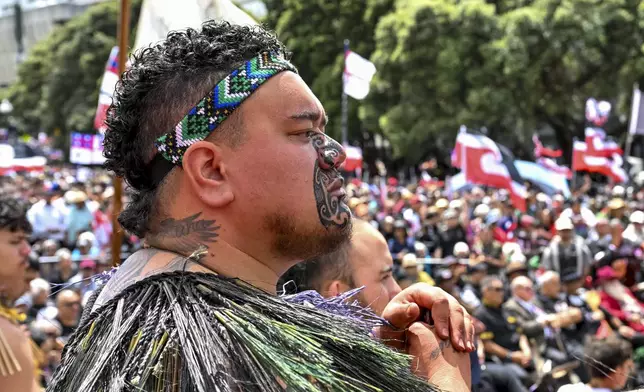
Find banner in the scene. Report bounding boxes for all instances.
[70,133,106,165]
[134,0,256,52]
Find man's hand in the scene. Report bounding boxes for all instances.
[511,351,531,368]
[406,322,471,391]
[591,310,605,321]
[376,283,476,353]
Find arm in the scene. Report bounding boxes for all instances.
[0,319,39,392]
[504,305,544,339]
[519,335,531,357]
[540,246,552,270]
[482,338,511,359]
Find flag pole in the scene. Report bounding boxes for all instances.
[111,0,130,267]
[341,39,349,145]
[571,137,578,191]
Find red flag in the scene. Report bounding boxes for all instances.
[455,132,527,211]
[533,134,562,158]
[573,141,627,183]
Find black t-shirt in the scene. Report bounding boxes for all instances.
[474,305,522,360]
[437,226,467,257]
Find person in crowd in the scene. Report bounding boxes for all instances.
[70,231,100,261]
[505,256,529,286]
[606,198,629,227]
[475,276,534,387]
[586,218,610,255]
[596,265,644,333]
[557,336,633,392]
[560,198,596,239]
[279,219,403,316]
[399,253,434,289]
[41,239,59,257]
[472,224,505,275]
[0,196,40,391]
[26,188,67,243]
[67,259,98,298]
[48,21,473,391]
[623,210,644,244]
[51,290,81,343]
[48,248,76,290]
[388,219,416,262]
[541,216,593,278]
[504,276,573,365]
[25,278,55,323]
[379,215,395,243]
[461,262,487,310]
[435,208,467,257]
[416,209,440,256]
[63,190,93,247]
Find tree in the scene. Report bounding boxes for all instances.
[263,0,393,143]
[8,0,141,138]
[364,0,644,164]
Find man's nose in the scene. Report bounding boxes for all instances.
[316,134,346,170]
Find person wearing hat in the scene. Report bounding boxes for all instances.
[399,253,434,289]
[416,208,440,256]
[541,217,593,280]
[623,210,644,244]
[388,220,416,263]
[606,197,628,227]
[63,190,93,247]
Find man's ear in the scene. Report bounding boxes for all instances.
[182,141,234,208]
[323,280,351,298]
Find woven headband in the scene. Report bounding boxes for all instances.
[153,52,297,168]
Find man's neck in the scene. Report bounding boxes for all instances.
[146,212,282,293]
[589,377,615,390]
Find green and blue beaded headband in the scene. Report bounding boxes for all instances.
[153,51,297,168]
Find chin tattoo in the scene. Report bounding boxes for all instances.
[309,132,351,230]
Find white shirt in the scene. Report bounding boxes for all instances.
[27,200,67,241]
[558,383,610,392]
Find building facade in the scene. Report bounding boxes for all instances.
[0,0,104,87]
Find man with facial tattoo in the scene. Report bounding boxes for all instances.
[47,21,473,392]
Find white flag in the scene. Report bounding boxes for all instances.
[343,50,376,100]
[134,0,257,52]
[629,85,644,135]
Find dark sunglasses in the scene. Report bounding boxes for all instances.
[61,301,81,308]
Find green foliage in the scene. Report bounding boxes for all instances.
[264,0,394,142]
[8,0,141,135]
[266,0,644,164]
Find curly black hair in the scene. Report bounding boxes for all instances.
[103,21,288,238]
[0,196,32,233]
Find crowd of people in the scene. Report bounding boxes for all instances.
[3,166,644,391]
[329,176,644,391]
[0,168,142,387]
